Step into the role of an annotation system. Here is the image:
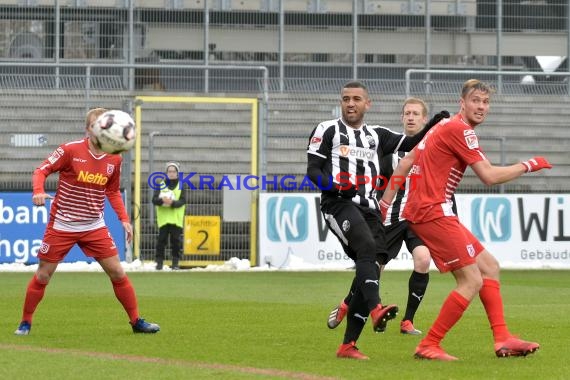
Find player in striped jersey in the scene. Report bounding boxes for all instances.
[380,79,550,360]
[14,108,159,336]
[379,98,457,335]
[326,98,455,337]
[307,81,449,359]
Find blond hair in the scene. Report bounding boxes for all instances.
[461,79,495,99]
[85,107,108,128]
[401,97,428,116]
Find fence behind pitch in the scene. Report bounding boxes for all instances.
[134,96,259,267]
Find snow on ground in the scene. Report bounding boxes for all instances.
[0,254,354,273]
[2,255,560,272]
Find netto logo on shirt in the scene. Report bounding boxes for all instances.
[471,197,511,242]
[338,145,375,160]
[77,170,108,185]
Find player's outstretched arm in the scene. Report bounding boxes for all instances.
[424,110,450,130]
[471,156,552,186]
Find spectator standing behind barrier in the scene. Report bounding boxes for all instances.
[380,79,551,361]
[14,107,160,336]
[152,162,186,270]
[307,80,449,360]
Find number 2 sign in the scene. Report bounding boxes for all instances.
[184,216,221,255]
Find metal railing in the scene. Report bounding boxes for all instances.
[2,0,570,93]
[0,61,268,99]
[406,69,570,97]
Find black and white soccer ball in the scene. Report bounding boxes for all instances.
[92,110,136,154]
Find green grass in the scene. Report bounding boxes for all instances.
[1,270,568,380]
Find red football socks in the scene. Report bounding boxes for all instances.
[21,274,47,323]
[112,276,139,324]
[479,278,510,342]
[421,290,469,346]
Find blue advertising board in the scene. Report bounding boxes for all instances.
[0,192,126,264]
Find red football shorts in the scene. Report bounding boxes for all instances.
[408,216,485,273]
[37,226,119,263]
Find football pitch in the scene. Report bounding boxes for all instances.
[1,270,568,380]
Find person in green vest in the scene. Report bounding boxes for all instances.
[152,162,186,270]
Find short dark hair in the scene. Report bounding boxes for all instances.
[343,80,368,92]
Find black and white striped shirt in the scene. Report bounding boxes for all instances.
[307,118,407,210]
[378,151,410,225]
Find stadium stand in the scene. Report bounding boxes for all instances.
[0,90,567,192]
[2,89,567,261]
[0,0,568,263]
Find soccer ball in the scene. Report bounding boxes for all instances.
[92,110,136,154]
[159,190,175,200]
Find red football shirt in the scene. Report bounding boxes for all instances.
[402,114,487,223]
[33,138,128,232]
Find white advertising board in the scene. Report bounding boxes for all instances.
[258,193,570,270]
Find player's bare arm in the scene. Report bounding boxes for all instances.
[470,157,552,186]
[381,149,416,205]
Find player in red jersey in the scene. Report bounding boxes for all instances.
[14,108,159,335]
[380,79,551,360]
